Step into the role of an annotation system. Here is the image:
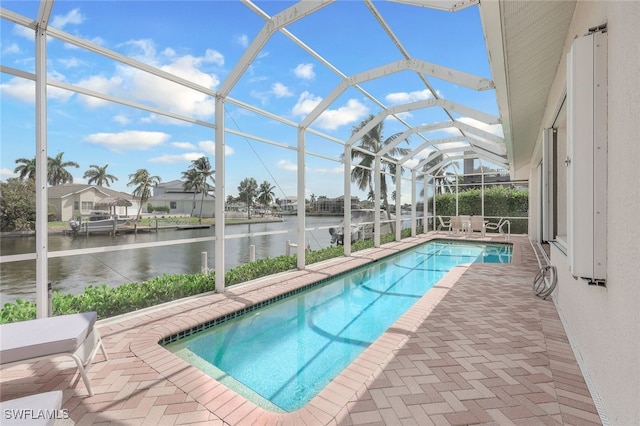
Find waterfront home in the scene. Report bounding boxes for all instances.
[147,180,215,218]
[47,184,136,222]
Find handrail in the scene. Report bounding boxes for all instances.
[529,239,557,300]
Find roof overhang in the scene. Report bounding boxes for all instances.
[479,0,576,180]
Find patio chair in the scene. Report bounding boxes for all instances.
[450,216,463,234]
[470,216,487,237]
[437,215,451,231]
[0,391,62,426]
[485,218,511,239]
[0,312,108,396]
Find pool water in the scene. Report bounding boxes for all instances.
[165,241,511,412]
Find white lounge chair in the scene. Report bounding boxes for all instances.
[0,391,63,426]
[437,216,451,231]
[450,216,463,234]
[485,217,511,239]
[0,312,108,396]
[470,216,487,237]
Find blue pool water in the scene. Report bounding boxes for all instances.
[165,240,511,412]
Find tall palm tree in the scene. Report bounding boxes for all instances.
[257,181,275,211]
[421,154,455,196]
[14,157,37,180]
[348,114,410,212]
[127,169,161,223]
[47,152,79,186]
[185,156,215,223]
[83,164,118,187]
[181,167,201,217]
[238,177,258,219]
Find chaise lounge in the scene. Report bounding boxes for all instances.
[0,312,108,396]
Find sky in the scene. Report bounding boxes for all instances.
[0,0,503,204]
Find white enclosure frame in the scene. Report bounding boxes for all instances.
[0,0,509,317]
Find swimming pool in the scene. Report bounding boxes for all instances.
[164,240,511,412]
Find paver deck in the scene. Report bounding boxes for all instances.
[0,233,602,425]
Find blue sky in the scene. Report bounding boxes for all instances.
[0,1,501,203]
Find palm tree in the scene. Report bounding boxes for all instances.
[257,180,276,212]
[183,156,214,223]
[421,154,455,195]
[47,152,79,186]
[14,157,37,180]
[83,164,118,187]
[127,169,161,224]
[348,114,410,212]
[181,167,201,217]
[238,177,258,219]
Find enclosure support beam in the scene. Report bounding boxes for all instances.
[432,177,437,231]
[395,166,402,241]
[214,96,225,293]
[344,144,352,256]
[296,128,306,269]
[411,169,417,237]
[374,156,381,248]
[35,0,53,318]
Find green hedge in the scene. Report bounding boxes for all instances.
[0,227,421,324]
[432,186,528,233]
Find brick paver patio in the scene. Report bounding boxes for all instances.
[0,234,602,425]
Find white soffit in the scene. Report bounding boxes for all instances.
[480,0,576,179]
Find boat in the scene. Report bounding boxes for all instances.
[69,211,129,233]
[329,209,395,245]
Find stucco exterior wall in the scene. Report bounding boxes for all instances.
[528,2,640,423]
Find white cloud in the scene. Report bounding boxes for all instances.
[57,57,85,68]
[51,9,85,29]
[292,92,369,130]
[149,152,204,164]
[0,77,73,104]
[121,39,158,63]
[112,114,131,125]
[293,63,315,80]
[385,89,433,105]
[315,99,369,130]
[84,130,170,152]
[2,42,20,55]
[0,78,37,103]
[116,41,222,119]
[292,91,322,116]
[277,159,297,172]
[272,82,293,98]
[235,34,249,48]
[12,25,34,40]
[172,142,197,150]
[203,49,225,67]
[198,140,234,156]
[1,168,17,179]
[75,74,124,108]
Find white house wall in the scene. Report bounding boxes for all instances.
[528,2,640,423]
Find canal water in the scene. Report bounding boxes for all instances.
[0,216,343,304]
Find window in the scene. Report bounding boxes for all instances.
[170,202,177,209]
[81,201,93,211]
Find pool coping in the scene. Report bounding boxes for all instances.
[125,234,521,424]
